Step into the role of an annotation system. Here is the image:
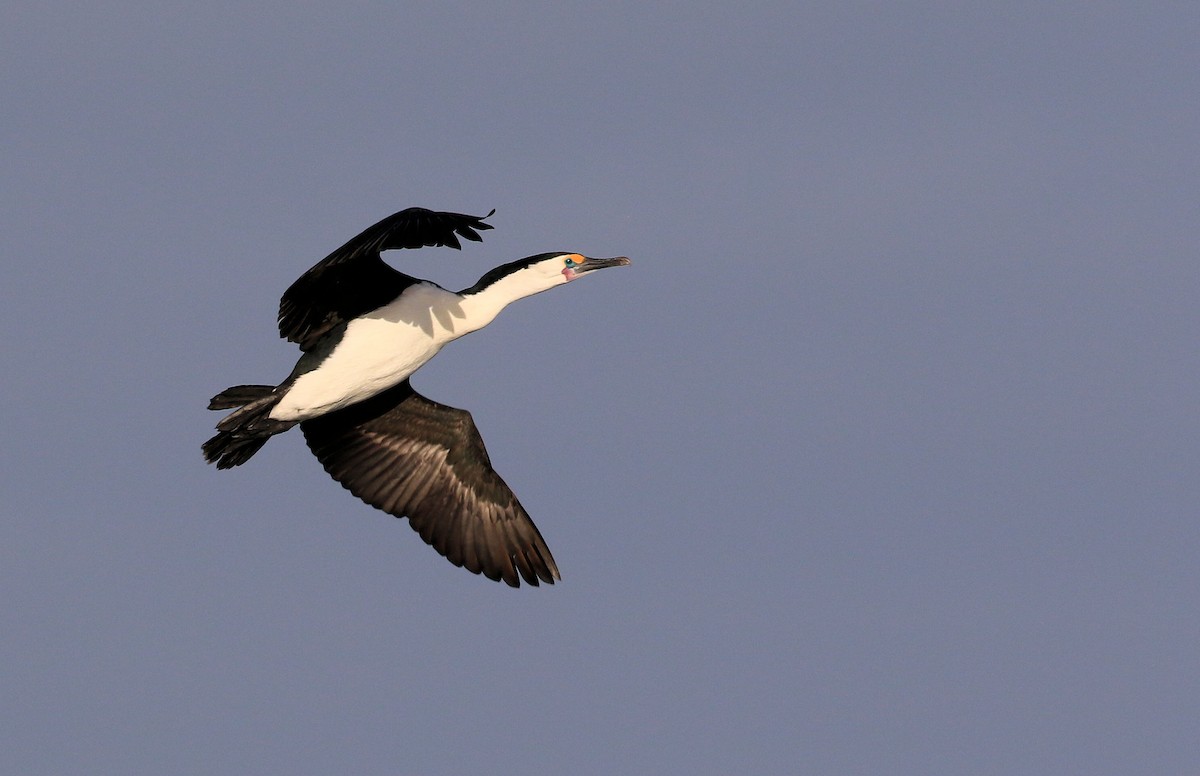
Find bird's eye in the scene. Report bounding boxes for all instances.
[564,258,576,267]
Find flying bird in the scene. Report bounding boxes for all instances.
[203,207,630,586]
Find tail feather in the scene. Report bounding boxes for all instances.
[202,430,274,469]
[208,384,275,410]
[203,385,294,468]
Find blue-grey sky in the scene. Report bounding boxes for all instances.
[3,2,1198,773]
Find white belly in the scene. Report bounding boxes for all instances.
[269,283,469,421]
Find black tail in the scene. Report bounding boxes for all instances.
[203,385,295,469]
[208,384,275,410]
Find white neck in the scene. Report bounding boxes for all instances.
[455,265,565,336]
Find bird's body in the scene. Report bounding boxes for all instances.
[203,207,629,586]
[271,282,463,421]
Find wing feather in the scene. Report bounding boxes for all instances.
[299,380,558,587]
[278,207,494,351]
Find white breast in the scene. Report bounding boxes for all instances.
[270,283,471,421]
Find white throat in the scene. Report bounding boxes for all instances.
[456,263,568,334]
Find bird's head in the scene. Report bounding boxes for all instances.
[553,253,632,282]
[465,252,631,298]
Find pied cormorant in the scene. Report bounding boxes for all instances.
[203,207,630,586]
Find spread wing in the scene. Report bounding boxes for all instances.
[299,380,559,587]
[278,207,494,351]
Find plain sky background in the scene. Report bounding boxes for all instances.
[2,2,1197,774]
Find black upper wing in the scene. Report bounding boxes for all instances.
[299,380,559,587]
[278,207,494,351]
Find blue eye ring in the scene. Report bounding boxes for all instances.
[565,257,577,267]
